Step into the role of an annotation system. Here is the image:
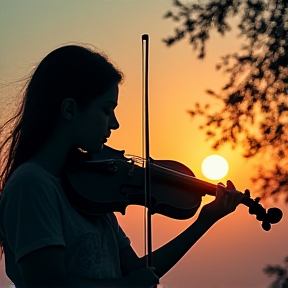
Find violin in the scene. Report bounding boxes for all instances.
[64,145,283,231]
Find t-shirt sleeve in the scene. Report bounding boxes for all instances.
[107,213,130,250]
[2,169,65,263]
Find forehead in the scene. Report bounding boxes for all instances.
[97,85,118,105]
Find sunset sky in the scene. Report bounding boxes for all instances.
[1,1,287,288]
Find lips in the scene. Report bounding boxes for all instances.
[101,132,110,143]
[102,135,110,143]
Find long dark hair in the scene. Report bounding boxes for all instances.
[0,44,124,195]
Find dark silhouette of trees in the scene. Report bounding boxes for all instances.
[163,0,288,202]
[263,257,288,288]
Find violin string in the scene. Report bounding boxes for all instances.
[125,154,145,164]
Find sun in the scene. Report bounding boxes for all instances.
[201,155,229,180]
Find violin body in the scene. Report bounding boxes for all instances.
[64,145,283,230]
[64,145,203,219]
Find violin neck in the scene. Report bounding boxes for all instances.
[152,163,257,210]
[151,163,217,197]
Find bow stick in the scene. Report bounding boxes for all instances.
[142,34,153,268]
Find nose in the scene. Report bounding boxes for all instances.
[109,112,120,130]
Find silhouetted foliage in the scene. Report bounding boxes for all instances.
[263,256,288,288]
[163,0,288,202]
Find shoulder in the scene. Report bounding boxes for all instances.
[8,162,60,185]
[1,162,63,206]
[0,163,66,237]
[4,162,61,191]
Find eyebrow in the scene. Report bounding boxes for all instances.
[106,101,118,108]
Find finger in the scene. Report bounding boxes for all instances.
[217,182,225,187]
[216,184,228,205]
[226,180,236,190]
[216,184,226,197]
[223,181,242,207]
[228,189,245,208]
[217,185,240,208]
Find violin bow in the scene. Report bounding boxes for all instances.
[142,34,153,268]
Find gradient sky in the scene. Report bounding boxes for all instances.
[1,1,287,288]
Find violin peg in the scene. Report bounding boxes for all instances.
[256,213,265,222]
[244,189,250,197]
[261,221,271,231]
[254,197,261,203]
[267,208,283,224]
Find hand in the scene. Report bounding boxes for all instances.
[124,266,159,288]
[198,180,246,224]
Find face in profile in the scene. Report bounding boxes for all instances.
[73,85,120,153]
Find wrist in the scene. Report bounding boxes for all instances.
[195,214,217,228]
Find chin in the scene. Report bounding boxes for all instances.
[89,144,104,154]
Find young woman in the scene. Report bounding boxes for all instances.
[0,44,246,288]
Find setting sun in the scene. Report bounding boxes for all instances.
[201,155,229,180]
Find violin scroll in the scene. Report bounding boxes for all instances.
[243,191,283,231]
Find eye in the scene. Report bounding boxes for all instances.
[104,108,113,115]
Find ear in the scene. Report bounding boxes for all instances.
[60,98,78,120]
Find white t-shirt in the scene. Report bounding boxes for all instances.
[0,162,130,286]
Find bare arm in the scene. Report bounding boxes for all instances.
[120,181,246,278]
[120,218,213,278]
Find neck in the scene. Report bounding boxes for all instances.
[28,134,72,178]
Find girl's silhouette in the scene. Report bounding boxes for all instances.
[0,44,245,288]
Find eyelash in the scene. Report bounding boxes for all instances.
[104,109,113,115]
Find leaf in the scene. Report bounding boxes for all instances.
[205,89,215,95]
